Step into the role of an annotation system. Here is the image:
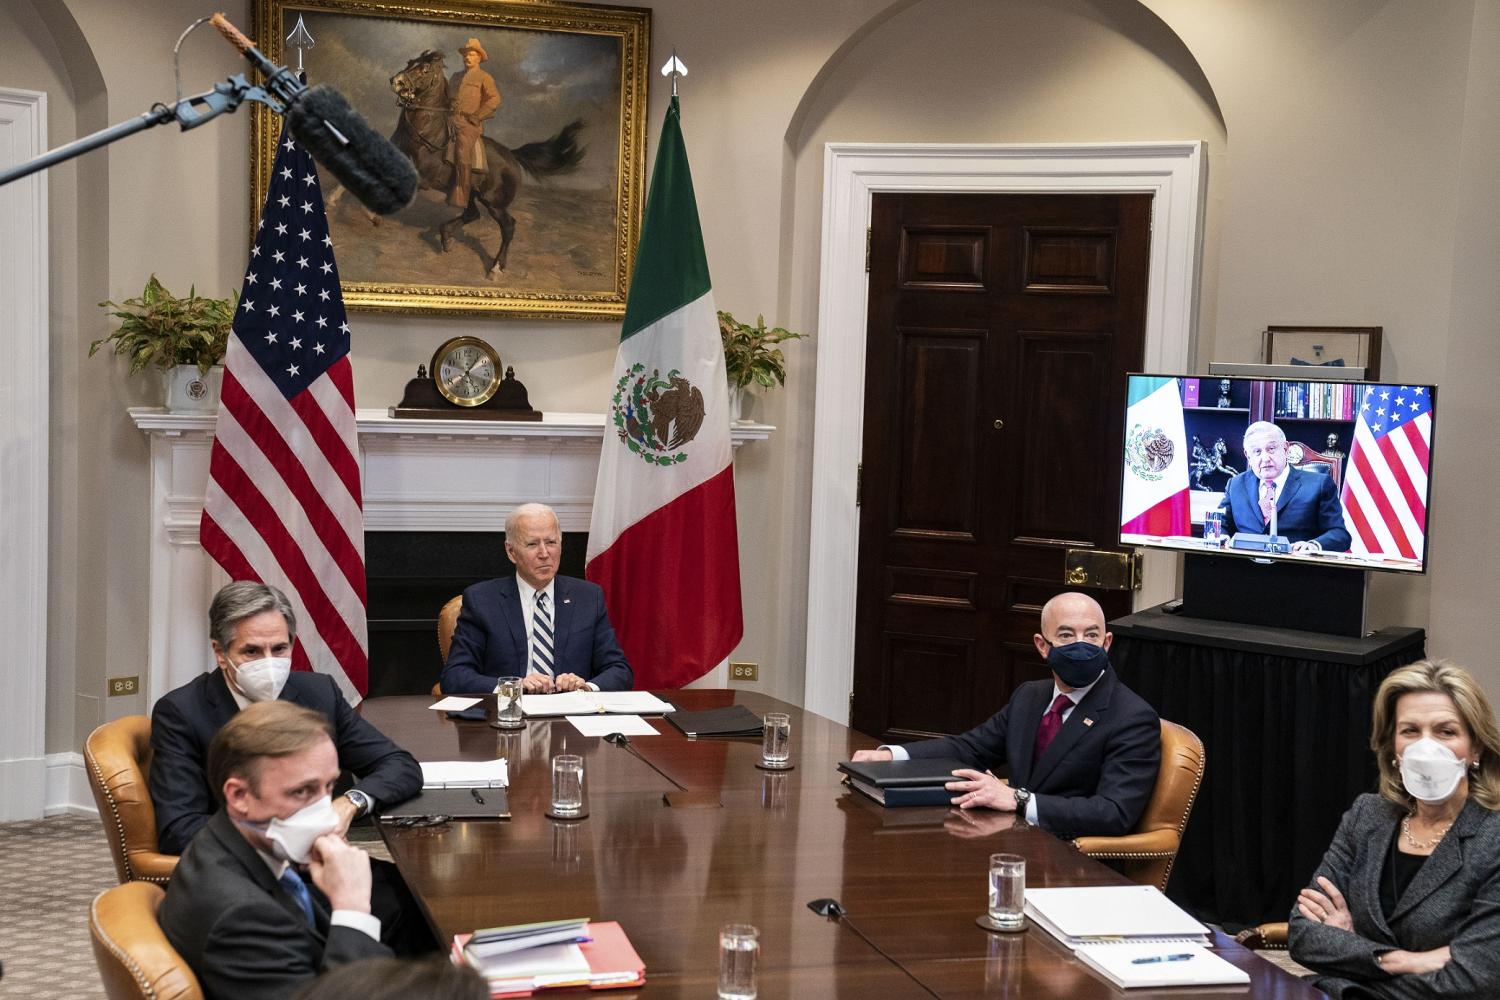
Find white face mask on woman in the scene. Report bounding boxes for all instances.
[231,655,292,702]
[1399,737,1468,804]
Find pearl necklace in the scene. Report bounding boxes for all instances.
[1401,814,1453,851]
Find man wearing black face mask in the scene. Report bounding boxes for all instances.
[852,592,1160,840]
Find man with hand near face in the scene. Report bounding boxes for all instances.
[440,503,634,695]
[160,701,391,1000]
[150,581,429,954]
[1217,420,1351,553]
[852,592,1160,840]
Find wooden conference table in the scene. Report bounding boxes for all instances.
[365,690,1324,998]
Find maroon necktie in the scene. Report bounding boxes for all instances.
[1033,694,1072,762]
[1259,479,1277,525]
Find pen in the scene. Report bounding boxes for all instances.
[1131,953,1194,965]
[471,788,485,806]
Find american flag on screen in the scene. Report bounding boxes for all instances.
[1340,384,1433,563]
[199,128,369,702]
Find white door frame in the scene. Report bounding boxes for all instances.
[802,141,1207,723]
[0,87,51,819]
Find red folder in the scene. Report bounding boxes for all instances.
[452,921,646,997]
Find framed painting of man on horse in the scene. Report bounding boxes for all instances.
[249,0,649,319]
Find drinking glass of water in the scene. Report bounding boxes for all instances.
[987,853,1026,931]
[550,754,585,818]
[760,713,791,768]
[717,923,759,1000]
[493,676,524,729]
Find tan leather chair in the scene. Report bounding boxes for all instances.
[89,881,203,1000]
[84,716,179,885]
[432,594,464,697]
[1235,922,1289,950]
[1071,718,1205,891]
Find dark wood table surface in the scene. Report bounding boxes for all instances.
[365,690,1324,998]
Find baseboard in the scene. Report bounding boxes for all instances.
[45,751,97,817]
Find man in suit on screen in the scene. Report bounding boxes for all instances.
[160,701,391,1000]
[852,592,1161,840]
[440,502,634,694]
[1218,420,1351,553]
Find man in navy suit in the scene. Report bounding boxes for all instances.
[852,593,1160,840]
[1218,420,1351,552]
[440,503,633,694]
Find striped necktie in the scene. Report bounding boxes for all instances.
[531,590,554,677]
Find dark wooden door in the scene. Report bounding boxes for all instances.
[851,192,1151,743]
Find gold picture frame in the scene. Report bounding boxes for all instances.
[251,0,650,319]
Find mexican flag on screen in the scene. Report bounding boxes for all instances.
[1120,376,1191,536]
[585,96,744,689]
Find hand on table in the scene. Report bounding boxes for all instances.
[947,769,1017,811]
[553,673,589,692]
[1297,876,1353,931]
[943,807,1021,839]
[1290,541,1321,554]
[307,834,372,913]
[851,748,893,763]
[521,674,555,694]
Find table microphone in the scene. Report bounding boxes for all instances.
[605,732,687,791]
[806,898,939,998]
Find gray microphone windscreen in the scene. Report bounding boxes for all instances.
[284,85,417,216]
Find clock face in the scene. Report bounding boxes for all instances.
[431,336,501,407]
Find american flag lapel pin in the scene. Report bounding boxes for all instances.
[1083,717,1095,727]
[563,598,572,605]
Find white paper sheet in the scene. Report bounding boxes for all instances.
[522,691,675,716]
[567,715,660,737]
[428,696,482,711]
[420,758,509,788]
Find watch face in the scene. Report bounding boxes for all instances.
[432,337,501,407]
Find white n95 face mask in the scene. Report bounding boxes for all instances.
[1399,737,1468,804]
[262,794,341,864]
[232,656,292,702]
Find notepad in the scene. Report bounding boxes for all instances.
[1073,942,1248,988]
[453,921,645,997]
[420,758,509,788]
[1023,885,1210,950]
[521,691,675,716]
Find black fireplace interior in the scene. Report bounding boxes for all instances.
[364,530,588,697]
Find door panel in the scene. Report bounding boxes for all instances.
[852,192,1150,743]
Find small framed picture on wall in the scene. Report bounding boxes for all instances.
[1264,326,1382,379]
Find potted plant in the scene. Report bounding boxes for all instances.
[91,275,237,413]
[717,310,806,423]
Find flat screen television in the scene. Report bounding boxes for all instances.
[1119,374,1436,574]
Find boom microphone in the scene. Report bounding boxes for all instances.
[209,13,417,215]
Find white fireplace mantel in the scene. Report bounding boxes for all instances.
[130,407,774,704]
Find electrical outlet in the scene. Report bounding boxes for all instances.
[729,661,759,682]
[108,675,140,697]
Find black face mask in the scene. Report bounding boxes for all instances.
[1044,640,1110,688]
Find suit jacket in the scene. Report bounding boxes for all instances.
[159,810,391,1000]
[440,575,634,694]
[150,670,422,855]
[1288,794,1500,1000]
[902,669,1160,840]
[1218,466,1351,550]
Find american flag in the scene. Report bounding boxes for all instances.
[1340,384,1433,563]
[199,128,368,702]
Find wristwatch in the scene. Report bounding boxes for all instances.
[344,788,373,818]
[1013,787,1032,814]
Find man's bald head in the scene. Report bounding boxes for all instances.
[1039,592,1107,636]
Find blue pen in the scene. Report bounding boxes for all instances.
[1131,953,1194,965]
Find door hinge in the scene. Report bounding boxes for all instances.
[856,462,863,506]
[865,227,872,272]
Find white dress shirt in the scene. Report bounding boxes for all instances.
[513,577,598,691]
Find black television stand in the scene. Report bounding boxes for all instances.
[1180,553,1368,637]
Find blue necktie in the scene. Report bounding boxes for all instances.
[531,591,555,677]
[279,867,316,928]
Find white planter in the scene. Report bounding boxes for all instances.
[164,364,222,413]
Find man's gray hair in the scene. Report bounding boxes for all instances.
[1242,420,1286,449]
[208,581,297,650]
[505,503,559,545]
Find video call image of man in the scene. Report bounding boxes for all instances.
[852,593,1161,841]
[159,701,392,1000]
[149,581,431,954]
[446,37,500,208]
[440,503,634,695]
[1217,420,1351,553]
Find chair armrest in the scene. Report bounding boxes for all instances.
[127,852,180,884]
[1234,921,1289,950]
[1071,829,1179,857]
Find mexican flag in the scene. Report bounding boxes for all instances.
[1120,376,1191,537]
[585,96,744,689]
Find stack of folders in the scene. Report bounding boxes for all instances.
[836,758,967,807]
[664,705,765,738]
[1024,885,1249,988]
[453,919,645,998]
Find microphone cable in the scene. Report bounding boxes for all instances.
[806,898,940,998]
[605,732,687,791]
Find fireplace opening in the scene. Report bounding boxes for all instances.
[365,530,589,697]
